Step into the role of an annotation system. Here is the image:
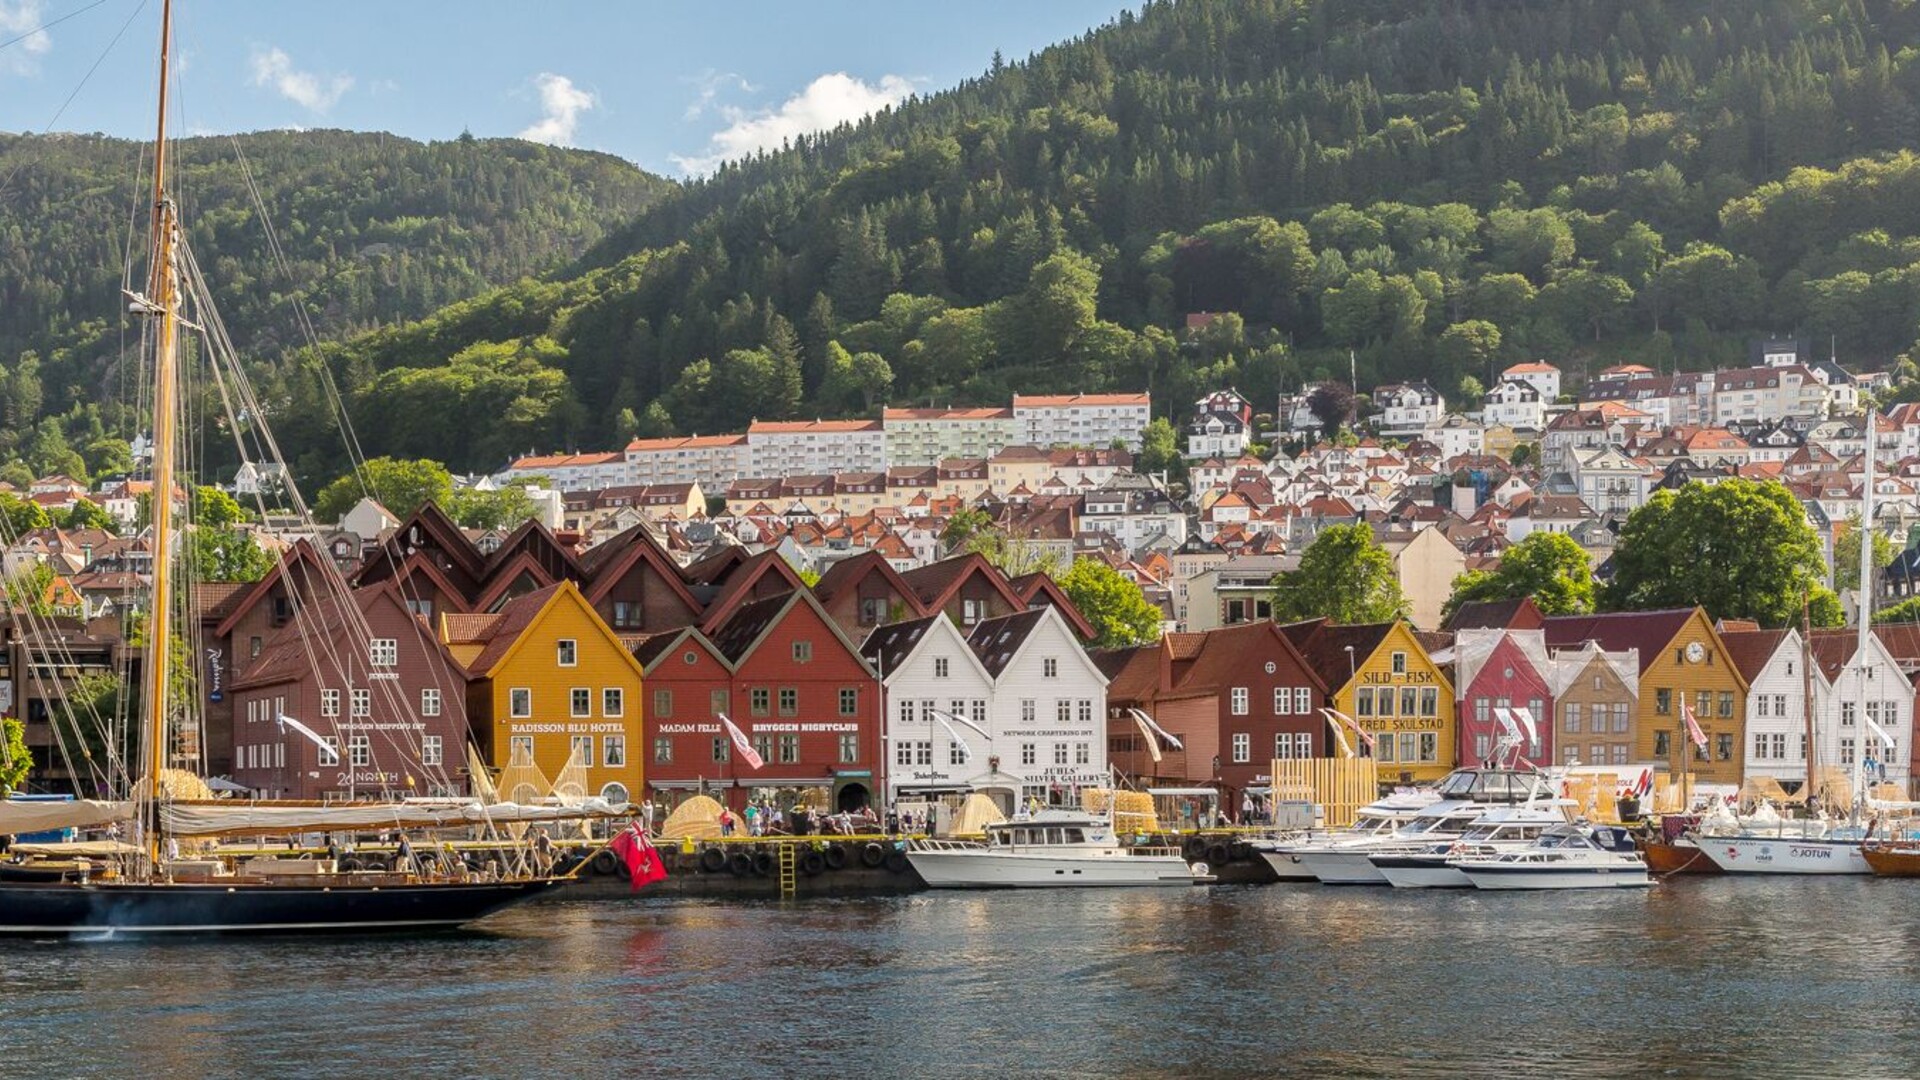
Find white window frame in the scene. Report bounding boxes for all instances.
[603,687,624,718]
[420,688,441,717]
[319,736,340,767]
[510,688,532,718]
[320,689,340,717]
[1230,687,1249,716]
[421,735,443,766]
[571,687,592,719]
[348,734,371,767]
[369,638,398,668]
[1231,732,1251,764]
[351,688,371,718]
[557,639,578,667]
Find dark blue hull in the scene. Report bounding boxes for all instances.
[0,878,567,936]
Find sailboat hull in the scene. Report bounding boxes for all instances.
[1694,835,1871,875]
[0,878,568,935]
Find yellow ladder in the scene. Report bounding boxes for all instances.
[777,843,798,897]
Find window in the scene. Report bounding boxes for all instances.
[1231,688,1248,715]
[894,741,913,767]
[1355,688,1374,717]
[651,689,673,719]
[779,735,799,764]
[710,689,728,718]
[604,688,624,718]
[1654,730,1671,757]
[1718,691,1734,719]
[604,735,626,767]
[1391,652,1407,674]
[946,741,965,766]
[1276,733,1294,760]
[611,601,639,630]
[909,741,932,767]
[1753,732,1770,761]
[1841,738,1857,765]
[1564,703,1582,733]
[1078,699,1093,725]
[1296,688,1312,714]
[654,738,673,763]
[1476,698,1491,725]
[250,636,262,658]
[1421,688,1439,716]
[1474,734,1491,760]
[1296,732,1313,757]
[754,734,773,763]
[321,689,340,718]
[420,688,441,717]
[369,638,397,667]
[319,736,340,767]
[1022,699,1036,723]
[791,640,813,664]
[1400,687,1418,716]
[1057,700,1073,724]
[352,689,371,717]
[839,688,858,716]
[1377,733,1395,762]
[1275,688,1292,715]
[973,699,987,727]
[1055,743,1070,766]
[778,688,799,716]
[1377,688,1395,717]
[1611,745,1629,765]
[509,735,533,762]
[422,736,443,766]
[750,688,770,716]
[934,657,950,678]
[1612,704,1630,733]
[1076,742,1090,765]
[1843,701,1857,726]
[1591,743,1607,763]
[1695,691,1711,720]
[557,639,578,666]
[510,688,531,718]
[571,688,592,718]
[858,597,885,626]
[1655,689,1672,715]
[1418,732,1439,762]
[1021,742,1036,766]
[1563,745,1580,764]
[571,735,592,765]
[349,734,371,767]
[1043,658,1059,678]
[836,733,857,764]
[1232,733,1251,763]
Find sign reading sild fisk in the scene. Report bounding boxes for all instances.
[205,647,223,703]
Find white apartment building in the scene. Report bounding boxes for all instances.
[882,407,1019,466]
[1501,361,1562,402]
[1481,380,1546,431]
[624,434,750,492]
[1011,393,1151,451]
[746,419,887,478]
[1371,383,1444,435]
[1571,444,1653,515]
[502,451,626,492]
[1711,365,1830,426]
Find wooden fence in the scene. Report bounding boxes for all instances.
[1269,758,1379,828]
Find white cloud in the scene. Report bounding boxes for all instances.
[518,72,596,146]
[683,69,753,122]
[672,71,916,176]
[249,46,352,112]
[0,1,52,77]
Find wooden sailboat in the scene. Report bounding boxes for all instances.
[0,0,588,933]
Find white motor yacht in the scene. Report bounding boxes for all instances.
[1256,792,1437,881]
[906,809,1213,888]
[1449,823,1651,890]
[1367,803,1572,889]
[1294,800,1490,885]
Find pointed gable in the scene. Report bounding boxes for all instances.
[1007,571,1097,641]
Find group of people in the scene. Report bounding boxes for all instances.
[714,801,883,837]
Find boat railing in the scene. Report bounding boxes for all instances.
[909,838,985,853]
[1125,845,1184,857]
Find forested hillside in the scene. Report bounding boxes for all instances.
[20,0,1920,486]
[0,129,668,482]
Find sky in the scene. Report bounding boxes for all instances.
[0,0,1131,177]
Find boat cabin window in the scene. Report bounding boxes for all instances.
[1065,828,1086,843]
[1046,828,1065,845]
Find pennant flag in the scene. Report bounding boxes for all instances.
[717,712,765,769]
[1133,713,1164,763]
[927,710,974,763]
[930,707,989,740]
[1326,720,1355,759]
[1321,708,1376,752]
[1865,714,1897,751]
[1492,707,1520,740]
[609,825,668,891]
[276,713,334,755]
[1680,700,1708,751]
[1511,707,1539,746]
[1129,709,1184,751]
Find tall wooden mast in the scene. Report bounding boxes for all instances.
[139,0,179,860]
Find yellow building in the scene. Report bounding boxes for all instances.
[1543,607,1747,786]
[1285,619,1456,784]
[443,579,646,803]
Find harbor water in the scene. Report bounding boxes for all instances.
[4,878,1918,1078]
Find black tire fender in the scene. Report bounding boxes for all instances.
[860,842,886,868]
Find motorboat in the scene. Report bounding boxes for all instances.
[1448,824,1651,890]
[1368,804,1572,889]
[1294,800,1491,885]
[906,809,1213,888]
[1255,791,1438,881]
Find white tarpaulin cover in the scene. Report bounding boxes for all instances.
[0,800,132,836]
[161,798,631,836]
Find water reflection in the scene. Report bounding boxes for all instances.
[3,882,1920,1076]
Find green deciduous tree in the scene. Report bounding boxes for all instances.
[314,457,455,522]
[59,499,114,532]
[191,485,248,527]
[448,486,537,530]
[189,528,276,584]
[1442,532,1595,623]
[0,491,51,538]
[1605,479,1835,626]
[1058,558,1163,649]
[0,717,28,796]
[1270,523,1408,624]
[1834,513,1897,593]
